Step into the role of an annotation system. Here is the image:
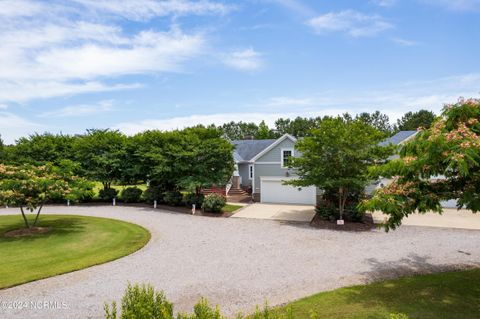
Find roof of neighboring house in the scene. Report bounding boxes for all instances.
[379,130,418,146]
[232,139,277,162]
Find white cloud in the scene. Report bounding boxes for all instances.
[264,96,314,107]
[371,0,397,7]
[222,48,264,71]
[0,0,227,103]
[392,37,418,46]
[0,104,8,110]
[0,81,140,104]
[0,0,45,18]
[0,112,41,144]
[307,10,393,37]
[71,0,233,21]
[39,100,114,118]
[269,0,315,16]
[115,73,480,136]
[114,109,346,135]
[420,0,480,11]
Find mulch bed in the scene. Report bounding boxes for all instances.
[310,213,376,232]
[4,227,52,238]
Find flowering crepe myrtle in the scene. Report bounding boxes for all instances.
[361,98,480,230]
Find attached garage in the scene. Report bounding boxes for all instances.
[260,177,316,205]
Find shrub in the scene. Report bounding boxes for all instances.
[315,200,338,221]
[163,191,183,206]
[105,283,301,319]
[315,187,365,222]
[99,188,119,201]
[183,193,205,207]
[143,186,164,204]
[315,201,365,222]
[202,193,226,213]
[104,283,173,319]
[121,187,143,203]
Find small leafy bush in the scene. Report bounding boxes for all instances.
[143,186,164,204]
[99,188,119,201]
[163,191,183,206]
[315,200,338,221]
[183,193,205,207]
[177,298,223,319]
[104,283,173,319]
[316,187,365,222]
[105,283,304,319]
[121,187,143,203]
[315,202,364,222]
[389,313,409,319]
[202,193,226,213]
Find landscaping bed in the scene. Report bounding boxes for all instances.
[310,213,376,231]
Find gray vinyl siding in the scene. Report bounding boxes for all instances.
[254,138,298,193]
[253,164,293,193]
[256,138,296,162]
[238,163,251,187]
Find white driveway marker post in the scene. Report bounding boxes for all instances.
[192,204,196,215]
[67,200,70,206]
[154,200,157,209]
[113,198,116,206]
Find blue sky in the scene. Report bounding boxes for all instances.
[1,0,479,143]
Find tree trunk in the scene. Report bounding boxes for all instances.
[338,187,344,220]
[338,187,349,221]
[32,203,44,227]
[20,206,30,229]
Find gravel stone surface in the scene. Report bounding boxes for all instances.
[0,205,479,319]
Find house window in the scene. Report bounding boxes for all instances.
[281,148,294,168]
[249,164,254,180]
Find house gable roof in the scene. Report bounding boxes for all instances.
[249,134,297,162]
[379,130,418,146]
[231,139,277,162]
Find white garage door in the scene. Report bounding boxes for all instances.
[260,177,316,205]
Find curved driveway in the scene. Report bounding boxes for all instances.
[0,206,479,319]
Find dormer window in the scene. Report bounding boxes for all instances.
[281,148,294,168]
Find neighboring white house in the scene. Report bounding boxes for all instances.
[231,131,421,206]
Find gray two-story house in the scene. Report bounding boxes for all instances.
[230,131,423,205]
[231,134,317,205]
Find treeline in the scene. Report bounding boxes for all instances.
[220,109,436,140]
[0,109,436,195]
[0,127,235,201]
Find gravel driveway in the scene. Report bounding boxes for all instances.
[0,205,479,319]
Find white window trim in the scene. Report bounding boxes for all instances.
[281,148,294,168]
[248,164,254,180]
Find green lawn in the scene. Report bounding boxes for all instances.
[0,214,150,289]
[223,204,243,213]
[276,269,480,318]
[92,182,148,195]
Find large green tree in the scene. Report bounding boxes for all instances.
[73,129,127,190]
[255,120,276,139]
[6,133,75,165]
[221,121,260,140]
[134,127,234,194]
[396,109,436,131]
[361,98,480,230]
[356,111,392,136]
[0,135,4,162]
[274,116,322,138]
[287,117,393,220]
